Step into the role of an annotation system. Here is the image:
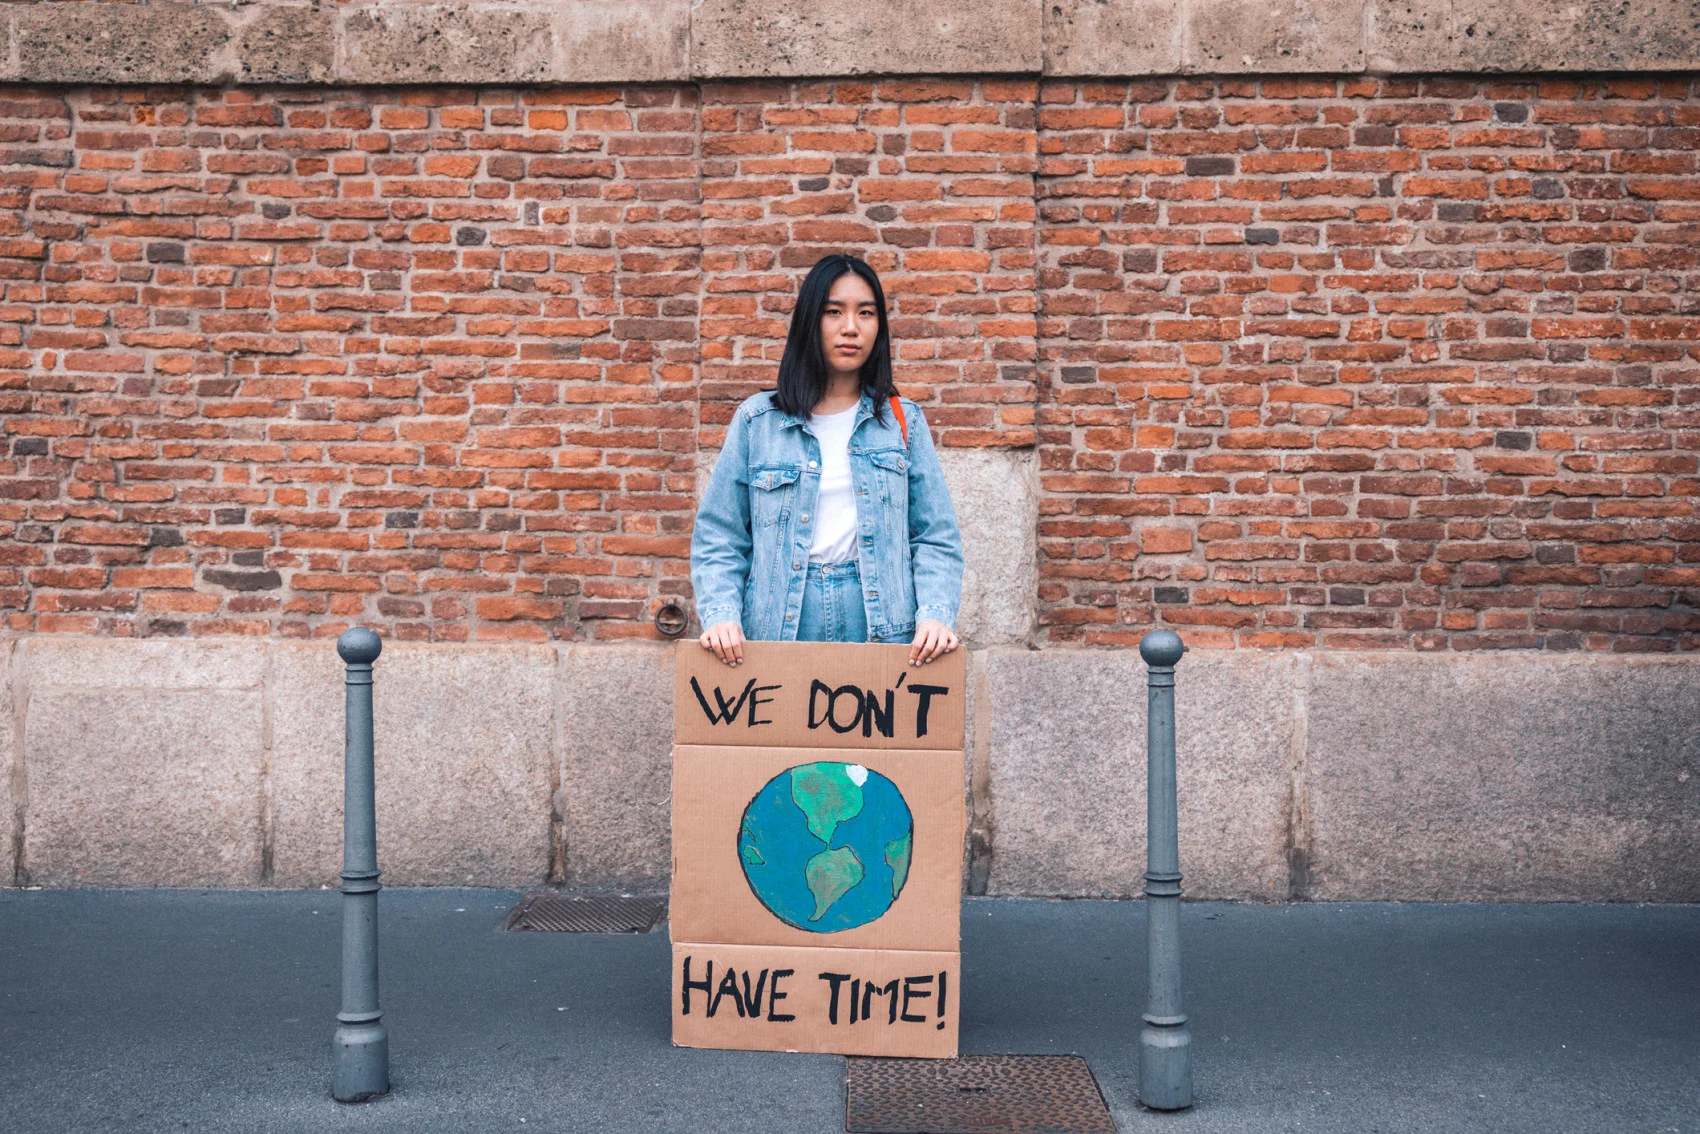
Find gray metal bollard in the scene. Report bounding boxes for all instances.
[1138,630,1193,1111]
[333,627,389,1103]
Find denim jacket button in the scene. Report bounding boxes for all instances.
[801,513,810,522]
[808,460,818,468]
[792,561,801,570]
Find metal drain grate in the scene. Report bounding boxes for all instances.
[846,1054,1116,1134]
[504,891,667,934]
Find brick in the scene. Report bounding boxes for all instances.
[1141,527,1195,555]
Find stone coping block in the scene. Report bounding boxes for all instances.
[341,4,557,85]
[237,4,336,85]
[1042,0,1187,77]
[1,642,15,885]
[4,0,1696,86]
[9,1,692,87]
[270,641,555,888]
[1306,653,1700,901]
[981,646,1297,900]
[1367,0,1700,73]
[691,0,1042,78]
[13,3,235,86]
[558,643,674,889]
[1190,0,1368,74]
[25,687,266,887]
[557,0,692,83]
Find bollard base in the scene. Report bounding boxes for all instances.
[1138,1022,1193,1111]
[332,1021,390,1103]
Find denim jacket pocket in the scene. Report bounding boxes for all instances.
[749,464,801,529]
[865,448,908,473]
[863,448,909,510]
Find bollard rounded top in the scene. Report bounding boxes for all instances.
[1139,629,1185,668]
[337,626,383,665]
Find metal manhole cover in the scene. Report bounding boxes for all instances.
[504,891,666,934]
[846,1054,1116,1134]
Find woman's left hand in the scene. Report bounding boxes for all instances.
[909,620,958,665]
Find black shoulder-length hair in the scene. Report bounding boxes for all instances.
[772,254,897,422]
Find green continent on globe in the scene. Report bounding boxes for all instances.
[790,762,865,845]
[884,832,911,898]
[804,846,864,922]
[738,816,766,865]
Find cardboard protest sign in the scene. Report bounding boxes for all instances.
[671,642,965,1058]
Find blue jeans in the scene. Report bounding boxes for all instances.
[795,562,869,643]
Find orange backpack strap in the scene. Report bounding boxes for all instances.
[889,396,908,445]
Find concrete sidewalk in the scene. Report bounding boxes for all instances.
[0,890,1695,1134]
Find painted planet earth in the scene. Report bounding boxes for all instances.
[737,762,914,933]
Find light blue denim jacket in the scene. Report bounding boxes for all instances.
[691,390,964,642]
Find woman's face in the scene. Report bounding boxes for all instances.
[819,272,879,377]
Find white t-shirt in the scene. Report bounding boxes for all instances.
[807,404,860,564]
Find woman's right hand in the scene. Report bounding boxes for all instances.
[699,620,745,666]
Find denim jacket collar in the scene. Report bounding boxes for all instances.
[775,391,877,437]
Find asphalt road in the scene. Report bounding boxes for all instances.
[1,890,1695,1133]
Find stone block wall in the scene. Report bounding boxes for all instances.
[2,638,1694,899]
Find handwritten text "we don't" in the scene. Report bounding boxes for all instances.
[688,673,951,740]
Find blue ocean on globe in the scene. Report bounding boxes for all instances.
[738,762,914,933]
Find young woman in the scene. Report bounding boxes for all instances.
[691,254,963,666]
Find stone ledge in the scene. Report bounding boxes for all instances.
[1366,0,1700,74]
[2,637,1693,900]
[979,647,1700,902]
[2,0,1694,87]
[1052,0,1700,75]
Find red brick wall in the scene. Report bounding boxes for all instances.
[698,79,1038,448]
[0,84,701,641]
[1,78,1696,649]
[1037,76,1699,650]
